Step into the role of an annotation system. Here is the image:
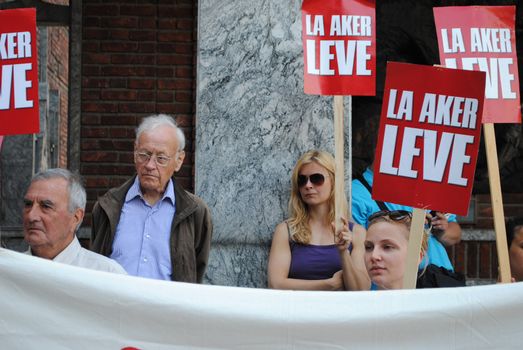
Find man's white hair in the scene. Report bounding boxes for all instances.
[135,114,186,151]
[31,168,86,213]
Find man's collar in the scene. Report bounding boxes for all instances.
[125,176,175,205]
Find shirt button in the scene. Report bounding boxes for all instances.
[143,258,148,262]
[146,234,150,239]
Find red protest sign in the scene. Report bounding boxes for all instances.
[373,62,485,216]
[302,0,376,96]
[434,6,521,124]
[0,8,39,135]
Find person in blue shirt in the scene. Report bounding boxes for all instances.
[352,166,461,271]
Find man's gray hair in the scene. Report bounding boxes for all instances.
[135,114,186,151]
[31,168,86,213]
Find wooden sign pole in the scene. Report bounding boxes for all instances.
[334,95,346,229]
[484,123,511,283]
[402,208,426,289]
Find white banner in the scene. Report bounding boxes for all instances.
[1,248,522,349]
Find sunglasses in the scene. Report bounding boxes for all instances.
[297,173,325,187]
[368,210,412,223]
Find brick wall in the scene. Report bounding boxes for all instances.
[445,193,523,283]
[448,241,498,283]
[47,25,69,167]
[44,0,69,168]
[81,0,197,223]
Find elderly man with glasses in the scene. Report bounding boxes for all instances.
[91,114,213,283]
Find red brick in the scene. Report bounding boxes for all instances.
[476,218,494,229]
[479,242,492,279]
[83,65,101,76]
[137,91,155,101]
[83,52,111,64]
[111,54,155,65]
[139,43,156,53]
[101,17,138,28]
[84,4,119,16]
[156,67,174,77]
[157,54,192,65]
[158,18,177,29]
[130,30,156,41]
[83,16,101,27]
[466,242,478,278]
[81,115,101,125]
[504,205,523,217]
[83,28,108,40]
[176,67,193,78]
[128,79,155,89]
[174,44,194,55]
[82,151,119,162]
[157,43,177,53]
[109,79,127,88]
[83,90,101,100]
[81,140,100,150]
[156,103,193,114]
[113,140,135,150]
[158,6,193,18]
[120,4,156,16]
[118,102,156,113]
[454,242,466,274]
[158,32,193,42]
[140,18,157,29]
[157,91,173,102]
[102,66,155,77]
[503,193,523,203]
[83,41,100,52]
[492,248,499,278]
[82,77,110,88]
[101,115,138,126]
[119,153,134,163]
[81,164,135,176]
[108,29,130,40]
[100,42,139,52]
[174,115,193,127]
[82,102,118,113]
[85,177,110,187]
[157,79,191,90]
[477,204,493,217]
[81,127,109,138]
[175,91,192,103]
[101,90,138,101]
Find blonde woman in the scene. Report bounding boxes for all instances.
[364,210,429,290]
[268,150,370,291]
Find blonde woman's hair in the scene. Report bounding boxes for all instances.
[368,214,429,259]
[287,150,347,244]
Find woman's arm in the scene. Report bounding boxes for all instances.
[267,222,344,291]
[335,220,371,291]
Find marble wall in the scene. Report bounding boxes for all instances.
[196,1,354,287]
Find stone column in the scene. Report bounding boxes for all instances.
[196,1,352,287]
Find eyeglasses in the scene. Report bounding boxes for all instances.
[297,173,325,187]
[134,151,173,167]
[368,210,412,223]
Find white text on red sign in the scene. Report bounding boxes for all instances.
[305,15,372,76]
[440,27,516,99]
[0,31,33,109]
[380,89,479,186]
